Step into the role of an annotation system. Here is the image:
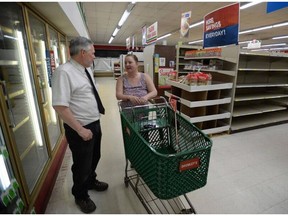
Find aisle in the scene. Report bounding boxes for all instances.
[45,77,288,214]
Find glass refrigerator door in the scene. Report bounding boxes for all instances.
[32,25,61,151]
[0,3,49,193]
[0,125,24,213]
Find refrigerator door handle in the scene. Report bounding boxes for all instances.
[0,81,16,128]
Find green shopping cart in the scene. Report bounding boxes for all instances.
[118,97,212,214]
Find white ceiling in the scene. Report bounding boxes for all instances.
[30,2,288,48]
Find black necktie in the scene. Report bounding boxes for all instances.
[85,68,105,115]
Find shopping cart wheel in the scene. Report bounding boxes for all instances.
[124,177,129,187]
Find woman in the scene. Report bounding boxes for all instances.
[116,54,157,107]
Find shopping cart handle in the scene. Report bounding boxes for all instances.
[143,124,156,129]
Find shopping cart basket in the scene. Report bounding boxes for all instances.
[119,97,212,200]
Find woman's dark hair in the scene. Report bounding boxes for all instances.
[125,54,138,63]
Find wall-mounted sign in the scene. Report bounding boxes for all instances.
[146,21,158,45]
[203,3,239,48]
[180,11,191,38]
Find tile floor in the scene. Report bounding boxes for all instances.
[45,77,288,214]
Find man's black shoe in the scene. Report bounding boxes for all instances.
[75,197,96,213]
[88,180,109,191]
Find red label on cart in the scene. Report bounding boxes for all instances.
[179,158,200,172]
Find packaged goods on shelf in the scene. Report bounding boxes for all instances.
[185,72,212,86]
[185,48,222,58]
[169,71,177,80]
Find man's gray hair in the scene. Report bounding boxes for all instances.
[69,36,93,56]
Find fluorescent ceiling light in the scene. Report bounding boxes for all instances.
[189,21,204,29]
[251,47,288,52]
[240,1,262,10]
[243,43,286,49]
[157,33,172,41]
[239,41,251,44]
[253,26,273,31]
[108,37,114,44]
[261,43,286,47]
[272,35,288,40]
[118,10,131,27]
[112,28,120,37]
[188,40,203,44]
[240,21,288,35]
[273,22,288,28]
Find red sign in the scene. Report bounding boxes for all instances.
[203,3,239,48]
[179,157,200,172]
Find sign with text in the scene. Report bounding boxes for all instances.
[247,39,261,49]
[146,21,158,45]
[203,3,239,48]
[179,157,200,172]
[158,68,175,88]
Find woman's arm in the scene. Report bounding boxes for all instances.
[116,76,131,101]
[142,73,158,101]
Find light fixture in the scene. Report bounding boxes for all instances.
[112,28,120,37]
[273,22,288,28]
[157,33,172,41]
[189,21,204,29]
[243,43,287,49]
[251,47,288,52]
[188,40,203,44]
[239,41,251,44]
[272,35,288,40]
[108,2,136,44]
[261,43,286,47]
[108,36,114,44]
[240,1,262,10]
[118,10,131,27]
[240,21,288,35]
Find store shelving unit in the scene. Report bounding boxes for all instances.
[231,51,288,132]
[165,45,239,135]
[113,62,121,79]
[175,45,199,76]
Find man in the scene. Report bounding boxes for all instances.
[52,36,108,214]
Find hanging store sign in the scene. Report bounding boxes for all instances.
[146,21,158,45]
[247,39,261,49]
[266,2,288,13]
[203,3,239,48]
[180,11,191,38]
